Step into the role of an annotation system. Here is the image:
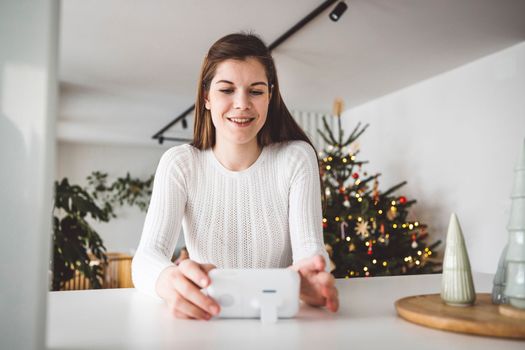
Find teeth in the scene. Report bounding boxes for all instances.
[229,118,253,123]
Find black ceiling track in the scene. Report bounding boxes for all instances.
[152,0,338,144]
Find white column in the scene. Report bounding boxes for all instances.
[0,1,58,349]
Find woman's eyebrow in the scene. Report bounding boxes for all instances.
[215,80,268,87]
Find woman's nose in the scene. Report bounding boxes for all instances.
[233,90,250,110]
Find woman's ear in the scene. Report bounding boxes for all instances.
[204,91,211,110]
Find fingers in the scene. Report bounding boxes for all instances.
[300,271,333,295]
[172,274,220,317]
[158,260,220,320]
[323,285,339,312]
[167,292,212,320]
[316,271,334,287]
[200,263,217,275]
[319,272,338,312]
[178,259,212,288]
[302,286,338,311]
[301,294,326,307]
[299,268,339,312]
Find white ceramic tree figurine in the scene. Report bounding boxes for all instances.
[492,244,508,304]
[504,138,525,309]
[441,213,476,306]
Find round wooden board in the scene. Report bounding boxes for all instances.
[395,293,525,339]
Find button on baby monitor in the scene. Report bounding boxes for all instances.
[217,294,235,307]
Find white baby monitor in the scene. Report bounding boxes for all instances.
[205,268,300,323]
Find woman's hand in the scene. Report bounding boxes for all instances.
[155,259,221,320]
[291,255,339,312]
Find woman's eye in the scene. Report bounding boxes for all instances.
[218,89,264,96]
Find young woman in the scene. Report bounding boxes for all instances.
[132,33,339,320]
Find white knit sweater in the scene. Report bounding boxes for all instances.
[132,140,329,298]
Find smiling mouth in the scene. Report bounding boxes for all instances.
[226,117,256,126]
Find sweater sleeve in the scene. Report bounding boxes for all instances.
[287,141,330,272]
[131,146,188,298]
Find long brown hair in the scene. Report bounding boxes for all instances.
[191,32,325,210]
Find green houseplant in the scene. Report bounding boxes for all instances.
[52,172,153,291]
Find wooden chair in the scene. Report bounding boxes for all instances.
[61,252,134,290]
[103,252,134,289]
[62,269,94,290]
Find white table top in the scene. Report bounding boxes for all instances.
[46,273,524,350]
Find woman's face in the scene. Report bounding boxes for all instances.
[205,58,271,148]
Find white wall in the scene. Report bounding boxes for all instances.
[0,1,58,349]
[342,42,525,274]
[57,141,177,254]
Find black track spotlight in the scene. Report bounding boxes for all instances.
[329,1,348,22]
[181,117,188,129]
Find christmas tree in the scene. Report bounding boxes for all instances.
[318,101,441,278]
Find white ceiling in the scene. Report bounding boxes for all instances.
[58,0,525,144]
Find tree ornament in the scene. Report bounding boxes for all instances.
[441,213,476,306]
[399,196,407,204]
[387,207,397,221]
[349,243,356,252]
[340,221,348,239]
[333,98,344,117]
[323,221,328,229]
[373,178,380,203]
[352,172,359,179]
[367,240,373,255]
[410,234,418,248]
[339,186,345,194]
[349,141,360,154]
[343,195,350,208]
[355,221,370,239]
